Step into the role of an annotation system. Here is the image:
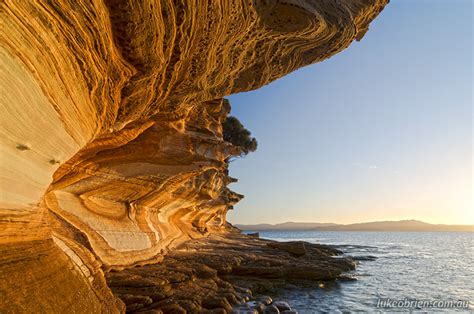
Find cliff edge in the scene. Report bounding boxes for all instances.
[0,1,388,312]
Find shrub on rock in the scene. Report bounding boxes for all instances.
[223,116,257,155]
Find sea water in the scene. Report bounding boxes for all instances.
[245,231,473,313]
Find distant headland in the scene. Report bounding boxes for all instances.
[235,219,473,232]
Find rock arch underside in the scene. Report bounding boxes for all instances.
[0,1,388,312]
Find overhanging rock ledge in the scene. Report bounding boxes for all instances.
[0,0,388,311]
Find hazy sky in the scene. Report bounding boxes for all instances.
[226,0,473,225]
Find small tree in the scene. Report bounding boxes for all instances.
[223,116,257,155]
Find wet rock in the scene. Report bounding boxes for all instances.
[338,275,357,282]
[305,243,344,255]
[352,255,377,261]
[272,301,291,312]
[231,307,259,314]
[257,296,273,305]
[330,258,357,271]
[247,232,260,238]
[241,294,252,302]
[247,301,265,313]
[248,280,277,294]
[263,305,280,313]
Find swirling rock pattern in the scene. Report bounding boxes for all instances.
[0,0,388,312]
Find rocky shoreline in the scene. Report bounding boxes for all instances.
[106,231,357,313]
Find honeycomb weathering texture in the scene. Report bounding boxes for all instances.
[0,0,388,312]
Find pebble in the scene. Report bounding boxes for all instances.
[263,305,280,313]
[232,295,295,314]
[257,296,273,305]
[230,306,259,314]
[247,301,265,313]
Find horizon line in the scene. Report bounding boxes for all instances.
[233,219,474,227]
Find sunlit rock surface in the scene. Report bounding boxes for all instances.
[0,0,388,312]
[106,232,357,313]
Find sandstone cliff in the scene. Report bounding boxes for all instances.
[0,1,388,312]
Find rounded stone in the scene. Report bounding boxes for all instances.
[272,301,291,312]
[263,305,280,314]
[257,296,273,305]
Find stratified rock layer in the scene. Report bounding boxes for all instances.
[0,1,388,312]
[106,232,356,313]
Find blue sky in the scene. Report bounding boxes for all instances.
[226,0,473,225]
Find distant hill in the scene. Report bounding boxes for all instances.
[235,220,473,232]
[234,222,337,231]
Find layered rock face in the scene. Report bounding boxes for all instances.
[0,0,388,312]
[105,233,357,313]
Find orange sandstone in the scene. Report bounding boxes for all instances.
[0,1,388,311]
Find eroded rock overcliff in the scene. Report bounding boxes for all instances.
[0,1,388,312]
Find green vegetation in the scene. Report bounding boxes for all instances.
[223,116,257,155]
